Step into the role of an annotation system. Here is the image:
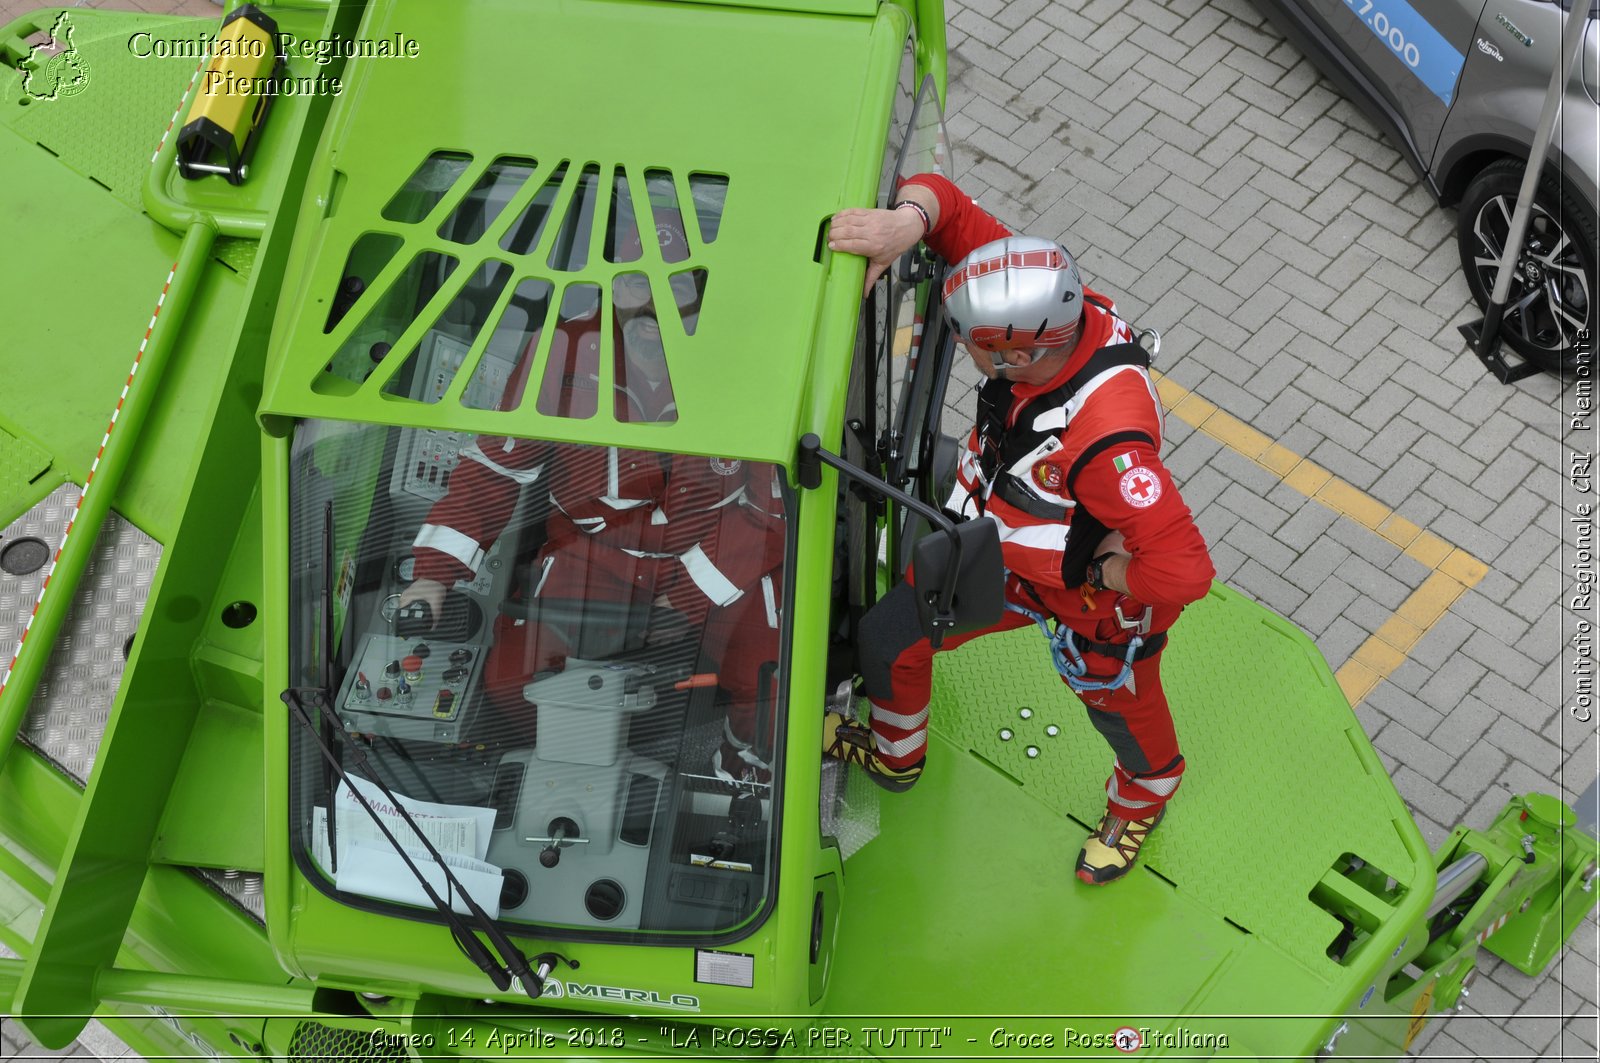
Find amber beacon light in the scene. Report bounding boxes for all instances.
[174,4,282,185]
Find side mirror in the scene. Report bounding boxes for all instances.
[909,517,1004,642]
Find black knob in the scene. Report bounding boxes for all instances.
[539,846,560,869]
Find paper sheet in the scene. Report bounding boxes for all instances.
[310,778,503,917]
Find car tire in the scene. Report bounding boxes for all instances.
[1457,157,1597,374]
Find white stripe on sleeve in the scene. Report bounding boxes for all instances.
[413,524,486,573]
[463,444,542,485]
[681,544,744,606]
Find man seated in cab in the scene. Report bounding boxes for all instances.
[401,269,785,783]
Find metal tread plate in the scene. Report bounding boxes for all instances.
[192,868,265,924]
[1,484,161,785]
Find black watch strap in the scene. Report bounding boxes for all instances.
[1087,551,1118,591]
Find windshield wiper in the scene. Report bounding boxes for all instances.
[283,499,560,999]
[283,686,550,996]
[319,501,338,871]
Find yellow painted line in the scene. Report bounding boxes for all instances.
[1152,370,1489,706]
[1377,513,1422,550]
[1397,571,1470,627]
[893,323,914,359]
[1405,531,1453,569]
[1260,444,1300,477]
[1440,548,1489,585]
[1317,479,1390,531]
[1375,614,1426,654]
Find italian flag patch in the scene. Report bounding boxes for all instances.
[1112,451,1139,473]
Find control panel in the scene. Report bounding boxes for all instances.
[335,634,485,743]
[389,335,516,503]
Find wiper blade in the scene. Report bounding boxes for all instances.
[283,686,542,997]
[320,501,338,871]
[289,500,546,997]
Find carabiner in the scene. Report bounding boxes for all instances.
[1114,601,1152,635]
[1005,600,1141,694]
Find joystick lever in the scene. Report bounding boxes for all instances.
[528,817,587,868]
[395,599,433,638]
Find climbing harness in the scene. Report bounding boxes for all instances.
[1002,596,1164,694]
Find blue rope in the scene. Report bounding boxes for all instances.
[1003,599,1142,694]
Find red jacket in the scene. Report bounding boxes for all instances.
[904,173,1214,625]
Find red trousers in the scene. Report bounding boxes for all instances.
[861,581,1185,820]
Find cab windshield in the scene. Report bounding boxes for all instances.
[286,418,789,937]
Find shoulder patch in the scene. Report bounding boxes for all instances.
[1111,450,1140,473]
[1118,466,1162,508]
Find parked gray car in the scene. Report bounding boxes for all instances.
[1249,0,1597,373]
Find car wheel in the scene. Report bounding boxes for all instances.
[1457,157,1597,374]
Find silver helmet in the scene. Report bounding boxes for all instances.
[943,235,1084,365]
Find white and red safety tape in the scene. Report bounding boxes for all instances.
[0,263,179,700]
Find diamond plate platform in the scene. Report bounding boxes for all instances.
[194,868,265,924]
[0,483,162,784]
[930,583,1418,977]
[820,757,881,861]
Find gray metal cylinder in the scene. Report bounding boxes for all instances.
[1426,851,1490,920]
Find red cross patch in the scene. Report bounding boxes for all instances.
[1118,466,1161,508]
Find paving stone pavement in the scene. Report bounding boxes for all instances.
[933,1,1596,1059]
[1,0,1596,1060]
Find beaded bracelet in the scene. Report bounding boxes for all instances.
[892,199,932,236]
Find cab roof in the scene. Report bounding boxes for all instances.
[260,0,904,464]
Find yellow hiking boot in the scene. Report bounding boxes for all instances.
[821,710,923,793]
[1076,806,1165,885]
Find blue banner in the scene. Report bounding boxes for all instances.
[1340,0,1466,105]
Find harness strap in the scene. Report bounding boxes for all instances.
[1024,342,1151,415]
[991,475,1071,520]
[975,343,1153,522]
[1076,631,1167,660]
[1003,597,1167,694]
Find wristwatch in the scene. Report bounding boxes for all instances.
[1087,552,1118,591]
